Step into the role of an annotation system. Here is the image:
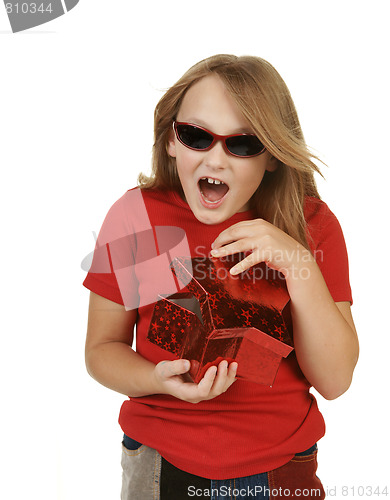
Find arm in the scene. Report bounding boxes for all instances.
[284,260,358,399]
[85,292,156,397]
[211,219,359,400]
[85,292,237,401]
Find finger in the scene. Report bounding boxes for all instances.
[211,227,245,250]
[229,250,261,275]
[210,360,233,394]
[196,365,218,396]
[230,243,283,275]
[210,239,253,259]
[178,363,235,403]
[227,362,238,381]
[212,361,238,393]
[211,221,259,250]
[171,359,191,374]
[158,359,190,379]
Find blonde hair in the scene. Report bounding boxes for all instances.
[138,54,323,249]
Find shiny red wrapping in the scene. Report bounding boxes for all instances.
[147,255,293,386]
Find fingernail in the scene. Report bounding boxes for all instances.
[210,249,220,256]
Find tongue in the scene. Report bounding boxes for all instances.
[199,179,229,202]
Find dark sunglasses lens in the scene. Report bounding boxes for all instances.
[176,124,213,150]
[226,135,264,156]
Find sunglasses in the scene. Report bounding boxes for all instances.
[173,122,266,158]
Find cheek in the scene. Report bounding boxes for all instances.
[175,147,201,171]
[240,164,267,189]
[175,155,194,185]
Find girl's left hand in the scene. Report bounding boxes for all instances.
[210,219,315,281]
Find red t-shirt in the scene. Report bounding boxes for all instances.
[83,187,352,479]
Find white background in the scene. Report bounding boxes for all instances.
[1,1,389,499]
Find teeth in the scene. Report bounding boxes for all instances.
[201,177,224,185]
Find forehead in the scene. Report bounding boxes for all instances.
[177,74,253,134]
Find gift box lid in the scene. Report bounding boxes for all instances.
[170,255,293,346]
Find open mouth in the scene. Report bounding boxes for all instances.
[198,177,229,205]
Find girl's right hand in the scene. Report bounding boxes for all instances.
[153,359,238,403]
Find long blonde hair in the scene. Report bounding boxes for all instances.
[138,54,323,249]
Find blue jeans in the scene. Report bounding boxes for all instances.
[121,435,324,500]
[208,444,319,500]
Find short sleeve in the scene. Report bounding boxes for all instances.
[306,199,353,305]
[82,188,192,310]
[83,190,139,307]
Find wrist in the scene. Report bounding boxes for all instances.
[285,256,322,299]
[149,364,166,395]
[271,243,314,279]
[128,359,169,398]
[150,361,178,397]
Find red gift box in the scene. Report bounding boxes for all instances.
[147,255,293,386]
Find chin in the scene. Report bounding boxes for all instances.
[193,207,229,226]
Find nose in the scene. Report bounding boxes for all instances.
[203,140,230,170]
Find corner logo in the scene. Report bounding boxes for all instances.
[4,0,79,32]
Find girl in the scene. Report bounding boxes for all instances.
[83,54,359,499]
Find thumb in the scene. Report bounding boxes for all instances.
[171,359,191,375]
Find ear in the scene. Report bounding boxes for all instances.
[265,155,279,172]
[167,128,177,158]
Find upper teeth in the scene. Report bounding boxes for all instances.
[201,177,224,185]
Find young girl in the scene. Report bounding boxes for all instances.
[83,54,359,500]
